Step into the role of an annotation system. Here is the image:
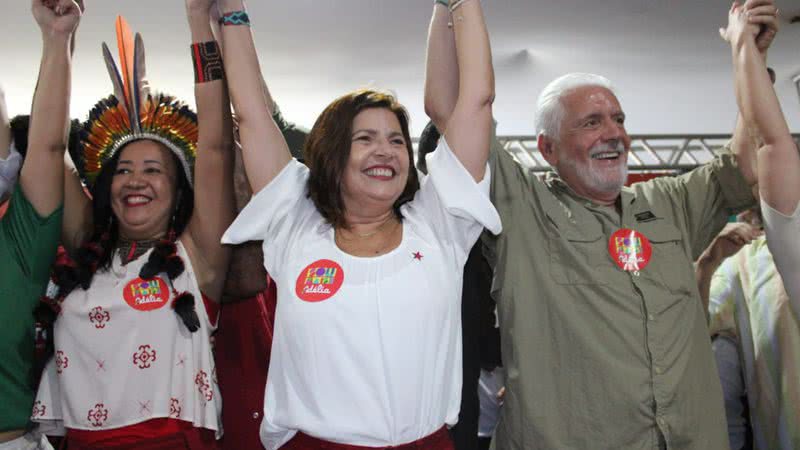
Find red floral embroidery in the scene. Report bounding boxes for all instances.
[88,306,111,329]
[87,403,109,427]
[169,397,182,418]
[132,345,157,369]
[31,401,46,418]
[195,370,213,402]
[55,350,69,374]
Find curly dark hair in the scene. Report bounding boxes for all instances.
[303,89,420,229]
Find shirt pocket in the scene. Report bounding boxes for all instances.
[636,220,694,297]
[548,229,611,286]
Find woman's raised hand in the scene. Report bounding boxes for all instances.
[32,0,81,37]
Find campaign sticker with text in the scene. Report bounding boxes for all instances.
[123,277,170,311]
[608,228,652,273]
[295,259,344,302]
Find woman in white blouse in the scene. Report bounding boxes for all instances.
[219,0,500,449]
[721,1,799,301]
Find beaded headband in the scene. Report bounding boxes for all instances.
[80,16,198,187]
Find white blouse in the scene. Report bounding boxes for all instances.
[223,138,501,449]
[32,242,221,437]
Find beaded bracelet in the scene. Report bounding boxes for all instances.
[191,41,224,83]
[219,10,250,27]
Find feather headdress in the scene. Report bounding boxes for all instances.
[80,16,198,187]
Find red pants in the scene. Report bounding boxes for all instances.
[215,281,277,450]
[282,427,454,450]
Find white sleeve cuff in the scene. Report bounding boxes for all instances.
[222,159,308,245]
[426,137,502,235]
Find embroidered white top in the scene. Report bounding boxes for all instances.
[31,241,221,437]
[222,139,501,449]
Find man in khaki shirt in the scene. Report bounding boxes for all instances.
[483,65,773,448]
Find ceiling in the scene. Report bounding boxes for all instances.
[2,0,798,136]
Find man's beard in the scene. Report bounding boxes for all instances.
[562,141,628,196]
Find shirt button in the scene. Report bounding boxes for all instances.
[252,412,260,419]
[655,366,663,375]
[657,417,666,427]
[648,314,655,321]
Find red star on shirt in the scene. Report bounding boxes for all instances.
[412,252,423,261]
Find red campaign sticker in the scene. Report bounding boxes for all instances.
[123,277,170,311]
[608,228,652,273]
[295,259,345,302]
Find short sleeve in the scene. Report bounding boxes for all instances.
[761,199,800,303]
[221,160,312,277]
[1,184,63,284]
[409,137,501,266]
[708,257,741,339]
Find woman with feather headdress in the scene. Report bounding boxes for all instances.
[30,2,235,448]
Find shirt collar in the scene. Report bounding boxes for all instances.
[545,171,636,207]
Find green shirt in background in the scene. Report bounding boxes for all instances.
[483,146,754,450]
[0,185,62,432]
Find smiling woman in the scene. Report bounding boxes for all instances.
[303,90,418,232]
[110,141,184,241]
[218,0,500,448]
[30,3,234,448]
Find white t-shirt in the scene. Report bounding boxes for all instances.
[762,199,800,306]
[223,138,501,449]
[32,241,221,437]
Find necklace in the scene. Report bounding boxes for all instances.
[336,215,397,241]
[117,237,160,264]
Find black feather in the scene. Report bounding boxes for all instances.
[173,292,200,333]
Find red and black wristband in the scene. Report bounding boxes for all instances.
[191,41,224,84]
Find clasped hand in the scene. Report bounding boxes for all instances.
[719,0,779,53]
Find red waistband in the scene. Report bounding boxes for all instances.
[285,427,453,450]
[65,421,217,450]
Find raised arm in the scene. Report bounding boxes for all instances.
[61,140,92,253]
[20,0,80,217]
[424,1,459,132]
[425,0,494,181]
[183,0,236,301]
[216,0,291,193]
[723,0,797,214]
[723,1,800,305]
[61,1,92,253]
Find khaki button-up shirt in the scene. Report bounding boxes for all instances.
[483,145,754,450]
